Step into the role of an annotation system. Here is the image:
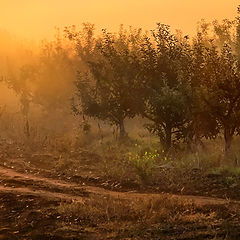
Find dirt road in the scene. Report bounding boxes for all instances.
[1,163,240,239]
[0,165,235,206]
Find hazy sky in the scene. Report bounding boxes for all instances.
[0,0,239,40]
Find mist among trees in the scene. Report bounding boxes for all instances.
[1,11,240,155]
[2,4,240,240]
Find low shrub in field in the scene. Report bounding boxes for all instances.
[128,150,159,183]
[127,144,167,183]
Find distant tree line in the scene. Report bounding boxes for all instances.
[66,8,240,154]
[3,7,240,155]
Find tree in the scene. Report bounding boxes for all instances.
[73,26,143,138]
[201,41,240,154]
[4,30,78,138]
[5,65,36,137]
[183,32,219,148]
[32,34,77,114]
[139,24,191,151]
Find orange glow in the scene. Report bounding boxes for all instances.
[0,0,238,40]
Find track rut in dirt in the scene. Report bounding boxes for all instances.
[0,165,237,206]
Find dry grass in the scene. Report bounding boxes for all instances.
[56,194,240,239]
[57,194,201,226]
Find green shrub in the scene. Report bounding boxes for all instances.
[128,146,160,182]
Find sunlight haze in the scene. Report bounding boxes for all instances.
[0,0,238,40]
[1,1,240,238]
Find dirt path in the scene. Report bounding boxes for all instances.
[0,165,236,206]
[0,185,84,203]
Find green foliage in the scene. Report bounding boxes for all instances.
[128,145,161,182]
[137,24,192,151]
[199,42,240,153]
[72,26,144,137]
[68,15,240,152]
[4,7,240,159]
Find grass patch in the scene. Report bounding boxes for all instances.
[56,194,240,239]
[57,194,196,226]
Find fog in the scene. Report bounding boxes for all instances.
[1,2,240,239]
[0,0,237,40]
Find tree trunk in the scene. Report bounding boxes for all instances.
[24,115,30,138]
[224,127,233,155]
[119,119,126,138]
[165,124,172,151]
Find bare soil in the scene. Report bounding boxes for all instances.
[1,142,240,239]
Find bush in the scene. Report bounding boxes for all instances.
[128,145,161,183]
